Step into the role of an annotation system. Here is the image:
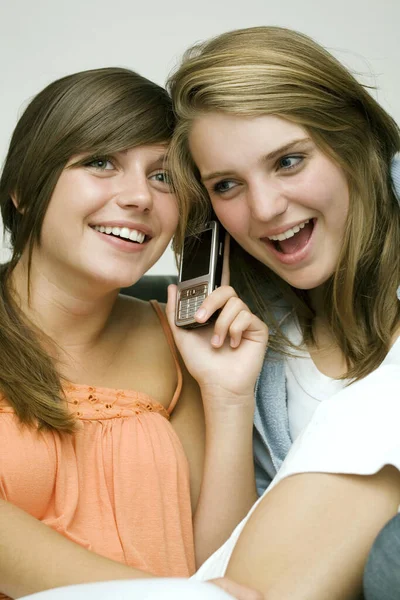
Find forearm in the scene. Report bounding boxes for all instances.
[194,389,257,567]
[0,499,155,599]
[226,467,400,599]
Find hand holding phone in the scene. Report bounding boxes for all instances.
[166,280,268,399]
[166,229,268,398]
[175,221,225,328]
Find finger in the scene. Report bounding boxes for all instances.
[210,296,250,347]
[194,285,238,324]
[216,306,269,348]
[221,232,231,287]
[228,310,253,348]
[208,577,263,600]
[241,314,269,344]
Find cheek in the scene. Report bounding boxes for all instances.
[160,197,180,233]
[307,159,349,211]
[319,181,349,226]
[211,199,247,237]
[49,178,107,221]
[39,210,70,254]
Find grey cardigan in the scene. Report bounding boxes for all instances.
[244,283,294,495]
[253,347,292,495]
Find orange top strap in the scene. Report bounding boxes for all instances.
[149,300,183,416]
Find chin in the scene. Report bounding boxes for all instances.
[88,269,143,293]
[282,270,332,291]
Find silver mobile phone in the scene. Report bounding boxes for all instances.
[175,221,225,328]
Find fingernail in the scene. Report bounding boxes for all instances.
[195,308,207,320]
[211,335,220,346]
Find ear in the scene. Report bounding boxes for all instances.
[10,192,24,214]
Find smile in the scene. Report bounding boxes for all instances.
[261,219,316,265]
[92,225,148,244]
[267,219,310,242]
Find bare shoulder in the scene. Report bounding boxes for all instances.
[106,295,177,407]
[114,295,204,413]
[113,294,175,349]
[111,295,203,415]
[114,293,161,325]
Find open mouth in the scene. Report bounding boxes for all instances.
[267,219,315,255]
[91,225,151,245]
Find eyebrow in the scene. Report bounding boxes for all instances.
[152,155,168,167]
[201,137,312,182]
[118,151,169,168]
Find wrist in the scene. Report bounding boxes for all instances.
[201,395,255,431]
[200,384,255,409]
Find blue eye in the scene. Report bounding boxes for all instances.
[86,157,114,171]
[150,171,172,185]
[278,155,303,170]
[213,180,236,193]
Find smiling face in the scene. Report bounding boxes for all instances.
[34,144,178,292]
[189,113,350,290]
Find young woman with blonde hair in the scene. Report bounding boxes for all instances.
[167,26,400,599]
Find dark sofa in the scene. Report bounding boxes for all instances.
[121,274,178,303]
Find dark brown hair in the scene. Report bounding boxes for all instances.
[0,67,175,431]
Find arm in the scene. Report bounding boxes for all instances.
[0,498,155,599]
[192,386,257,566]
[0,498,263,600]
[171,359,257,567]
[166,284,268,566]
[170,353,258,566]
[226,466,400,599]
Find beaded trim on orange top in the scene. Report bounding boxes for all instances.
[64,382,170,420]
[0,384,170,421]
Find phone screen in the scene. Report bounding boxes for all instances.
[181,229,213,280]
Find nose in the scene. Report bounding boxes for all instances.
[247,178,288,222]
[115,172,153,212]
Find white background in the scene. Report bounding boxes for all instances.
[1,0,399,274]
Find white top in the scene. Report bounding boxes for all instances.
[193,335,400,581]
[285,319,348,440]
[20,579,230,600]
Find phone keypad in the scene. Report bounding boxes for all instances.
[178,284,208,321]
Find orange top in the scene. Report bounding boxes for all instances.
[0,301,195,599]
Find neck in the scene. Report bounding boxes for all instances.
[306,284,335,350]
[10,255,119,352]
[307,284,328,320]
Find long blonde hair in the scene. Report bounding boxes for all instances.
[167,26,400,380]
[0,67,176,431]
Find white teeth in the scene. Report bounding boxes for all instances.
[268,219,309,241]
[93,225,147,244]
[129,230,145,243]
[119,227,130,239]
